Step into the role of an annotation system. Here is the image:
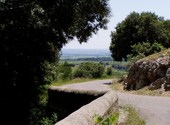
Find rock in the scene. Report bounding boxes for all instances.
[148,77,166,90]
[125,56,170,90]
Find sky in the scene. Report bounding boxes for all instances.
[63,0,170,50]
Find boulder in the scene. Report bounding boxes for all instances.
[125,55,170,90]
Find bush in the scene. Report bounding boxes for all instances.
[29,107,57,125]
[58,61,72,80]
[128,41,164,61]
[106,66,113,76]
[29,86,58,125]
[40,113,57,125]
[73,62,105,78]
[150,42,164,53]
[131,41,151,57]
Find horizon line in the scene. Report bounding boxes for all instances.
[62,48,110,50]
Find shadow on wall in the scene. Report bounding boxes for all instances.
[48,87,106,120]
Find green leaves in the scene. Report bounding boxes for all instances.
[94,113,119,125]
[110,12,170,61]
[73,62,105,78]
[0,0,110,124]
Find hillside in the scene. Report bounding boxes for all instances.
[138,48,170,61]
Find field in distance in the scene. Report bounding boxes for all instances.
[60,49,112,63]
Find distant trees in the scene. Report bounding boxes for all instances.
[0,0,110,124]
[106,66,113,76]
[73,62,105,78]
[110,12,170,61]
[58,61,73,80]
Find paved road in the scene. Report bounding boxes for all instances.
[58,79,170,125]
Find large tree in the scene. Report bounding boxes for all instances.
[110,12,170,61]
[0,0,110,124]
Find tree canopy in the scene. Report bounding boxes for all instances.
[0,0,110,124]
[110,12,170,61]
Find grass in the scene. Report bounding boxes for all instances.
[123,106,145,125]
[51,78,94,86]
[138,48,170,62]
[51,69,128,86]
[111,69,127,79]
[94,105,145,125]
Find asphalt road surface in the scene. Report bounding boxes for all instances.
[58,79,170,125]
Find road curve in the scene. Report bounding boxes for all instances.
[57,79,170,125]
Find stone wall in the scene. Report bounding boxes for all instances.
[54,91,118,125]
[125,55,170,90]
[48,86,111,120]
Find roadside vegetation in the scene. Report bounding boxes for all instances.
[51,61,128,86]
[28,61,128,125]
[124,106,145,125]
[94,112,119,125]
[94,106,145,125]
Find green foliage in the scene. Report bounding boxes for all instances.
[111,69,127,79]
[73,62,105,78]
[29,107,57,125]
[40,113,57,125]
[28,85,58,125]
[58,61,72,80]
[131,42,151,56]
[150,42,164,53]
[43,61,59,84]
[0,0,110,124]
[94,113,119,125]
[127,41,164,61]
[106,66,113,76]
[127,53,146,62]
[110,12,170,61]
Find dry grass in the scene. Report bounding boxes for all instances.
[112,81,170,97]
[112,82,124,91]
[123,106,145,125]
[138,48,170,62]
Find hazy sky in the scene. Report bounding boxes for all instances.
[63,0,170,50]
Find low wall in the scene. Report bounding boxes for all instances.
[48,87,108,120]
[55,91,118,125]
[48,87,118,125]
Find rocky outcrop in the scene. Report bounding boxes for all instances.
[125,55,170,90]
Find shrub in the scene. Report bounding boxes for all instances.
[73,62,105,78]
[150,42,164,53]
[94,113,119,125]
[29,86,58,125]
[58,61,72,80]
[106,66,113,76]
[128,41,164,61]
